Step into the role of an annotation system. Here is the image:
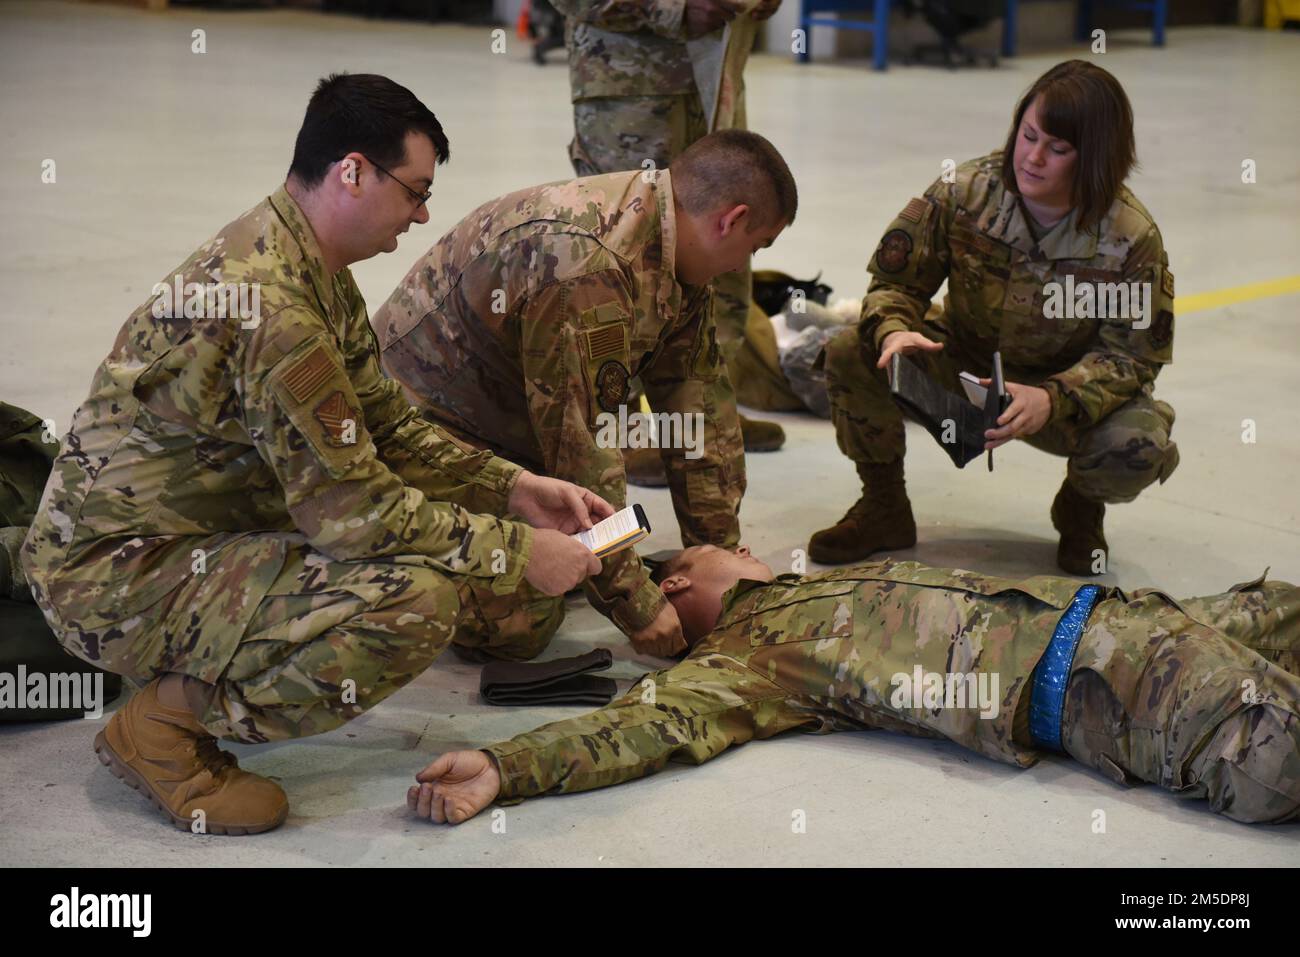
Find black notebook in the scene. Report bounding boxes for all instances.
[889,351,1010,470]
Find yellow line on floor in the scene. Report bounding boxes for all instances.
[1179,275,1300,315]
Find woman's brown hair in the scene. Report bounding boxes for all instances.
[1000,59,1137,232]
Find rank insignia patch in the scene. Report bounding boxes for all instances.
[876,229,914,274]
[314,390,359,446]
[595,361,630,414]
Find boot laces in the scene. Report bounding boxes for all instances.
[191,734,239,778]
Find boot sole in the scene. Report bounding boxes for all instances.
[94,730,288,836]
[808,535,917,565]
[743,439,785,453]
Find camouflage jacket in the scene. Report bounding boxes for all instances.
[23,187,532,651]
[374,170,745,635]
[552,0,768,106]
[863,152,1175,427]
[551,0,697,99]
[486,560,1098,800]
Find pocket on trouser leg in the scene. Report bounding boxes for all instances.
[453,580,565,663]
[1187,703,1300,823]
[202,567,461,743]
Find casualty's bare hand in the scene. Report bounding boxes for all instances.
[408,751,500,825]
[981,379,1052,449]
[685,0,745,37]
[877,330,944,370]
[507,470,614,533]
[628,599,687,657]
[524,529,602,596]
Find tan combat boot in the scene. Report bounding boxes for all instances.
[740,414,786,452]
[808,461,917,564]
[1051,479,1109,577]
[94,677,288,835]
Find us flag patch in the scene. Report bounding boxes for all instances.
[281,345,334,403]
[899,198,927,224]
[585,323,626,363]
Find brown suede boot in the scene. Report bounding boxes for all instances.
[623,447,668,487]
[740,414,785,452]
[808,461,917,564]
[1051,479,1109,577]
[94,677,289,835]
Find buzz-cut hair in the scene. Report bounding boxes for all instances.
[669,130,798,231]
[649,552,689,587]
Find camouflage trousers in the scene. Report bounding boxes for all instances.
[78,534,561,744]
[823,316,1180,503]
[568,92,749,368]
[1064,574,1300,824]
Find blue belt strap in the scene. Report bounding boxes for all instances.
[1029,584,1103,752]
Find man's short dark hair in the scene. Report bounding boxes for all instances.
[288,73,449,187]
[1000,59,1136,232]
[670,130,798,230]
[649,552,689,587]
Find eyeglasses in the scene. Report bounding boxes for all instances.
[361,154,431,207]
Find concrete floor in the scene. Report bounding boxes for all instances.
[2,2,1298,866]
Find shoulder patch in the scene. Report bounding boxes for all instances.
[314,390,360,447]
[899,198,927,224]
[1151,311,1174,350]
[585,323,627,363]
[595,360,630,414]
[876,229,914,274]
[281,344,335,404]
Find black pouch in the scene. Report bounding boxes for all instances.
[479,648,616,707]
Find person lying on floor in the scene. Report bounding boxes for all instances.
[408,545,1300,826]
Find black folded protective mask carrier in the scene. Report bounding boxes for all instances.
[479,648,617,707]
[889,350,1009,470]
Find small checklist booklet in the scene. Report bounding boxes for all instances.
[572,504,652,558]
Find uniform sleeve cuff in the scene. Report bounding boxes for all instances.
[483,744,533,801]
[611,576,667,634]
[481,520,533,596]
[872,317,912,352]
[1041,380,1075,426]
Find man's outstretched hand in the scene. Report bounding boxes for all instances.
[507,470,614,533]
[408,751,501,825]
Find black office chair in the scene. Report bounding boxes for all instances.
[900,0,1003,68]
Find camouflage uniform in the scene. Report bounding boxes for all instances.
[485,561,1300,825]
[22,187,548,744]
[825,152,1179,504]
[373,170,745,638]
[551,0,766,374]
